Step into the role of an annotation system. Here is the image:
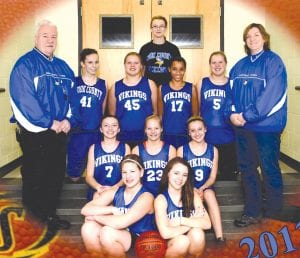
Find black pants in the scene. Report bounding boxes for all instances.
[215,142,238,180]
[17,127,67,220]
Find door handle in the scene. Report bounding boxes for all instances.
[140,0,162,6]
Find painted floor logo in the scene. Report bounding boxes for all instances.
[0,199,100,258]
[1,199,300,257]
[0,204,58,257]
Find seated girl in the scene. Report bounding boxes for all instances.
[81,154,155,257]
[154,157,211,257]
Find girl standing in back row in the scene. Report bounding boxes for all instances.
[139,15,181,86]
[197,51,237,181]
[108,52,158,148]
[67,48,107,182]
[158,57,198,148]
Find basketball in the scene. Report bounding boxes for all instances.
[135,230,167,258]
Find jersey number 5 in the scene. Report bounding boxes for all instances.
[213,98,221,110]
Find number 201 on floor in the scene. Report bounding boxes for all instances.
[240,222,300,258]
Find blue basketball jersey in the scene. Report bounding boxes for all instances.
[138,143,170,196]
[87,142,126,200]
[183,143,214,188]
[200,77,234,144]
[161,82,193,135]
[113,186,155,235]
[162,190,183,219]
[161,190,196,220]
[70,77,106,131]
[93,142,125,185]
[115,77,153,141]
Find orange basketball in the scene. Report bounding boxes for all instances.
[134,230,167,258]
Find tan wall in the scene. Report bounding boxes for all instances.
[268,20,300,161]
[0,0,78,168]
[224,0,266,69]
[0,20,34,167]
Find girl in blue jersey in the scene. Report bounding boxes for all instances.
[197,51,237,180]
[85,115,130,200]
[132,114,176,196]
[67,48,107,182]
[177,116,225,243]
[158,57,198,148]
[155,157,211,257]
[81,154,155,257]
[108,52,158,148]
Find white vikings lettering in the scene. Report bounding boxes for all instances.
[143,160,167,170]
[167,210,196,219]
[118,90,147,101]
[188,158,213,169]
[203,89,226,99]
[167,210,183,219]
[163,91,191,103]
[95,154,123,167]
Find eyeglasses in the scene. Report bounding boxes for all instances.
[151,25,166,30]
